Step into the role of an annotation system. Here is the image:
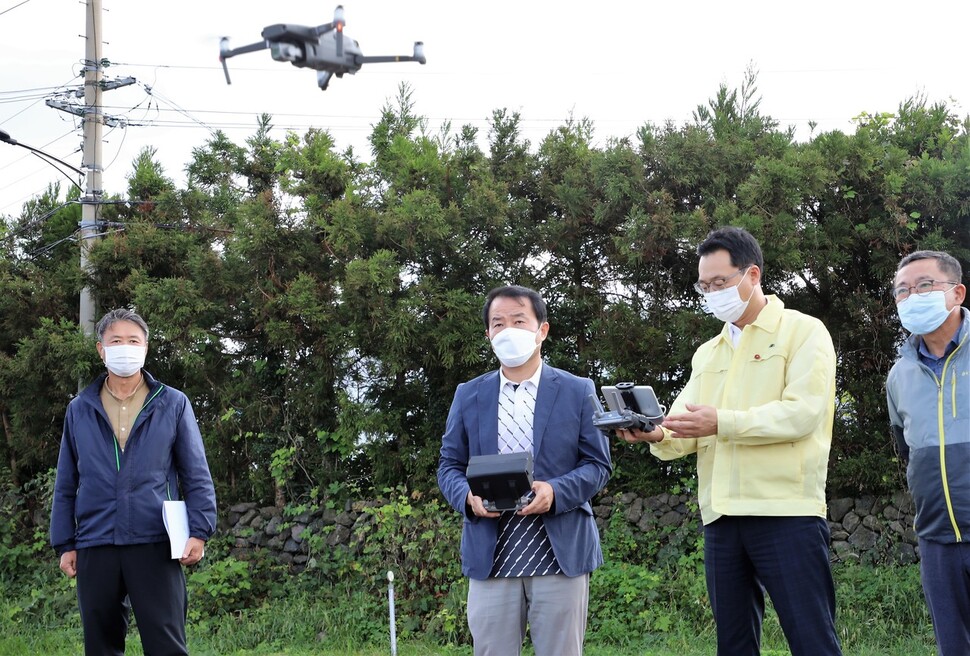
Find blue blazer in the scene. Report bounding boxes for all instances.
[437,364,613,579]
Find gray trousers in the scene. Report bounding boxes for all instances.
[467,573,590,656]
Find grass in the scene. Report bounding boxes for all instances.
[0,631,938,656]
[0,592,937,656]
[0,558,938,656]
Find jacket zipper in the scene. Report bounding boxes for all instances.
[937,334,967,542]
[113,384,165,471]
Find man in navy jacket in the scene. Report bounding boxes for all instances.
[50,308,217,655]
[438,286,612,655]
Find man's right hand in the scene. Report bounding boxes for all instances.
[617,426,665,443]
[59,550,77,578]
[466,491,501,518]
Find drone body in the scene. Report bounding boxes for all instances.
[220,5,425,91]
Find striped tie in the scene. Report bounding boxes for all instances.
[491,381,561,578]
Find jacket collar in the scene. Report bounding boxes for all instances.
[532,364,561,457]
[475,363,561,457]
[900,307,970,361]
[79,369,163,406]
[717,294,785,344]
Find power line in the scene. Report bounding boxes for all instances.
[0,0,31,18]
[102,122,129,172]
[28,227,80,258]
[144,86,216,134]
[0,128,80,173]
[0,85,70,95]
[0,93,54,105]
[0,75,85,126]
[0,200,78,243]
[95,101,580,124]
[0,131,81,215]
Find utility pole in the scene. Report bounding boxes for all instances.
[79,0,103,340]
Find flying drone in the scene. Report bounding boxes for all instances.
[219,5,426,91]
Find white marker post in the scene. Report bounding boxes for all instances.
[388,570,398,656]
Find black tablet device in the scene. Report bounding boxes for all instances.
[466,452,535,512]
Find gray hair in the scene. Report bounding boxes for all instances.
[96,308,150,342]
[897,250,963,282]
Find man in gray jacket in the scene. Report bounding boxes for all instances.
[886,250,969,655]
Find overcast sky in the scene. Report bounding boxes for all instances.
[2,0,969,218]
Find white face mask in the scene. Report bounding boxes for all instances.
[702,273,756,324]
[490,327,541,368]
[897,290,953,335]
[102,344,146,378]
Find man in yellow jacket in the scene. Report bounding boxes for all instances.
[620,226,842,656]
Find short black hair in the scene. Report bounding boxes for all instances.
[697,226,764,270]
[482,285,548,328]
[897,250,963,281]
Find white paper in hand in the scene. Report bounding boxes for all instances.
[162,500,189,559]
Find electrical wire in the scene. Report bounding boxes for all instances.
[0,75,84,127]
[0,128,80,174]
[0,85,70,95]
[0,200,78,243]
[101,123,129,172]
[0,0,31,18]
[28,227,80,258]
[0,139,82,216]
[144,86,217,135]
[0,92,55,105]
[25,151,83,193]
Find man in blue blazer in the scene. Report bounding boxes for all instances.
[438,285,612,656]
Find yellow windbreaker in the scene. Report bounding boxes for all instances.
[651,296,836,525]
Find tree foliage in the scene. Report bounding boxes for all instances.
[3,81,969,519]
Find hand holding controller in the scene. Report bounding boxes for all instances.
[589,383,666,433]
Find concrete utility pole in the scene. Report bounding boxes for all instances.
[79,0,103,339]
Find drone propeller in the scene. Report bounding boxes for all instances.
[309,4,347,57]
[333,5,345,58]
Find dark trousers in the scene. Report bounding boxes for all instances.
[918,538,970,655]
[704,515,842,656]
[76,541,188,656]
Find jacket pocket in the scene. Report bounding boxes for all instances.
[738,442,805,498]
[747,350,788,382]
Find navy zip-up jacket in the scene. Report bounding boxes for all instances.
[887,308,970,544]
[50,371,217,555]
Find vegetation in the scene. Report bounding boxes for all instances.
[0,500,938,654]
[2,72,968,651]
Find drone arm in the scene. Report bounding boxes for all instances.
[358,55,424,64]
[219,38,270,85]
[221,40,270,59]
[357,42,426,66]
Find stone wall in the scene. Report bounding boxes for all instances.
[226,500,379,571]
[827,491,918,565]
[225,490,920,570]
